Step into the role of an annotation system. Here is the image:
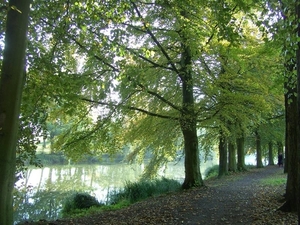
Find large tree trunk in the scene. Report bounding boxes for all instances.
[277,0,299,213]
[255,131,264,168]
[218,135,227,177]
[268,142,275,165]
[181,117,203,188]
[279,77,298,212]
[180,38,203,189]
[228,141,237,172]
[237,136,246,171]
[296,0,300,220]
[0,1,31,224]
[278,46,299,212]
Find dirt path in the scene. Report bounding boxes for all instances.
[180,166,284,224]
[21,166,297,225]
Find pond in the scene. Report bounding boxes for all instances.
[13,158,218,224]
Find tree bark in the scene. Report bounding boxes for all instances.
[180,38,203,189]
[279,75,298,212]
[268,142,275,165]
[237,136,246,171]
[277,0,299,213]
[218,135,227,177]
[279,140,288,173]
[296,0,300,219]
[255,131,264,168]
[278,44,298,212]
[181,117,203,188]
[0,1,31,224]
[228,141,237,172]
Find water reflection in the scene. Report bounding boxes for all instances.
[14,160,217,224]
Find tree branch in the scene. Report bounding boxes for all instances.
[130,1,181,78]
[71,37,120,73]
[81,97,180,121]
[135,84,183,112]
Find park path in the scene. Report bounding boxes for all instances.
[179,166,282,224]
[21,166,294,225]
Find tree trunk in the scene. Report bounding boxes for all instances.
[180,37,203,189]
[237,136,246,171]
[279,76,298,212]
[277,0,299,213]
[181,118,203,188]
[268,142,275,165]
[296,0,300,220]
[228,141,237,172]
[0,1,31,224]
[218,135,227,177]
[278,141,288,173]
[255,131,264,168]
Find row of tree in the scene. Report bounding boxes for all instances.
[0,0,299,224]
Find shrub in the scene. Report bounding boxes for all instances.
[204,165,219,179]
[62,192,102,215]
[108,177,181,204]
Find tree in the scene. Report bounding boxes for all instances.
[228,140,237,171]
[255,130,264,168]
[268,142,275,165]
[266,0,300,213]
[0,1,31,224]
[280,24,298,213]
[218,134,228,177]
[237,135,246,171]
[24,0,282,189]
[29,0,262,188]
[297,0,300,219]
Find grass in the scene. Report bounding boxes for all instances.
[108,177,182,204]
[61,177,181,218]
[204,164,256,180]
[260,170,287,186]
[204,165,219,179]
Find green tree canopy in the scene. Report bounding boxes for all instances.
[20,0,285,188]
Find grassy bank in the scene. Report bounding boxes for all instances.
[60,177,182,218]
[60,165,257,219]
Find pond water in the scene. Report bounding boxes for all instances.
[13,158,218,224]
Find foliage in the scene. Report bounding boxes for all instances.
[62,192,102,216]
[108,177,181,204]
[36,153,68,165]
[204,165,219,179]
[14,0,285,186]
[58,178,181,219]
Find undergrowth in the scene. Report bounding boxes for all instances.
[61,165,262,218]
[204,164,258,180]
[61,177,181,218]
[108,177,181,204]
[62,192,103,217]
[204,165,219,179]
